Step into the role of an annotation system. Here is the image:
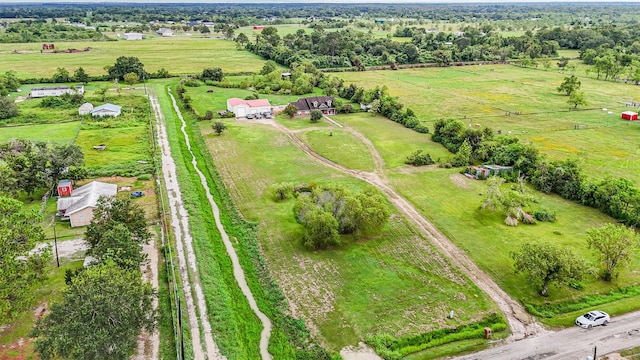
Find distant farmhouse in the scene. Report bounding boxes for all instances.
[29,85,84,98]
[290,96,336,117]
[123,32,144,40]
[91,103,122,117]
[57,181,118,227]
[226,98,271,118]
[156,28,174,37]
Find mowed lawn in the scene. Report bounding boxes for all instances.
[0,121,80,143]
[0,37,266,78]
[333,112,640,315]
[338,65,640,183]
[197,119,497,350]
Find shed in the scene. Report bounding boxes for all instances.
[123,33,143,41]
[253,26,264,30]
[622,111,638,121]
[226,98,271,118]
[91,103,122,117]
[29,85,84,98]
[57,179,73,197]
[78,102,94,115]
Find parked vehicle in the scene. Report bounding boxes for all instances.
[130,191,145,198]
[246,113,255,119]
[575,310,609,329]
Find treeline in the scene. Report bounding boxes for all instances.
[432,118,640,226]
[0,21,107,43]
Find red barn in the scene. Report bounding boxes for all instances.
[42,44,49,50]
[622,111,638,121]
[57,179,73,197]
[253,26,264,30]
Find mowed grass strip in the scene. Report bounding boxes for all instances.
[0,38,266,78]
[0,121,80,143]
[337,65,640,183]
[300,128,376,172]
[199,117,496,350]
[335,112,640,320]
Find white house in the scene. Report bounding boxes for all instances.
[226,98,271,118]
[57,181,118,227]
[29,85,85,98]
[123,32,144,40]
[156,28,174,37]
[78,102,94,115]
[91,103,122,117]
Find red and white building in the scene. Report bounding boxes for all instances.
[622,111,638,121]
[226,98,272,118]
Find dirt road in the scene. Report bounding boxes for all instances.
[268,117,545,341]
[151,92,225,360]
[454,311,640,360]
[167,88,273,360]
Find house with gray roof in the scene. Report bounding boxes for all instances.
[57,181,118,227]
[91,103,122,117]
[289,96,336,117]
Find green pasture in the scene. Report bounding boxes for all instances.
[337,65,640,183]
[0,37,266,78]
[300,128,376,171]
[333,112,640,318]
[198,117,497,350]
[0,121,79,143]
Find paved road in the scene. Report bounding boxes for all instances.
[454,311,640,360]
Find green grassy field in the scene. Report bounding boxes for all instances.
[194,100,497,351]
[0,37,266,78]
[337,65,640,184]
[300,129,376,171]
[333,112,640,318]
[0,121,80,143]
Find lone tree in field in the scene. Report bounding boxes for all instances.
[310,109,323,123]
[212,121,227,136]
[511,242,584,297]
[0,196,51,322]
[568,90,587,109]
[123,72,140,87]
[107,56,146,80]
[201,67,224,82]
[0,96,19,119]
[283,103,298,118]
[73,67,90,84]
[586,223,639,281]
[31,263,156,360]
[557,75,581,96]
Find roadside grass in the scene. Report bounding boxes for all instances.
[0,121,80,143]
[334,113,640,318]
[0,38,266,78]
[198,116,497,351]
[299,128,376,171]
[337,64,640,183]
[75,127,151,176]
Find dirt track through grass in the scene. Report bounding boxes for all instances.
[167,88,273,360]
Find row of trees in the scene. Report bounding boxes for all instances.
[0,139,86,199]
[512,223,639,296]
[0,20,107,43]
[32,196,156,359]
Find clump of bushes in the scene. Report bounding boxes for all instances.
[405,150,434,166]
[183,79,202,87]
[40,92,84,108]
[533,208,557,222]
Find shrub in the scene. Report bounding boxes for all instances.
[137,174,152,181]
[405,150,434,166]
[0,97,19,119]
[533,208,557,222]
[183,79,202,87]
[269,182,294,202]
[200,110,214,121]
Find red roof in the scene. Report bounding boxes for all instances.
[227,98,271,108]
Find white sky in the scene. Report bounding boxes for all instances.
[6,0,639,3]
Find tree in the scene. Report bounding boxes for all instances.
[123,72,140,87]
[0,96,19,119]
[31,263,156,360]
[586,223,639,281]
[52,67,70,83]
[212,121,227,136]
[90,223,146,270]
[353,190,390,236]
[568,90,587,109]
[95,85,109,102]
[48,143,84,190]
[201,67,224,82]
[511,242,584,297]
[73,67,90,84]
[300,206,340,250]
[451,139,472,167]
[310,109,323,123]
[0,139,48,199]
[0,196,50,322]
[557,75,581,96]
[85,197,151,251]
[235,33,249,48]
[269,182,294,202]
[107,56,146,80]
[260,60,278,75]
[283,103,298,118]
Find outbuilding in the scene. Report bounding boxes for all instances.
[123,33,144,41]
[622,111,638,121]
[226,98,271,118]
[57,179,73,197]
[91,103,122,117]
[29,85,85,98]
[78,102,94,115]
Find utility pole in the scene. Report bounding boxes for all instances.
[53,222,60,267]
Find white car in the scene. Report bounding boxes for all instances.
[575,310,610,329]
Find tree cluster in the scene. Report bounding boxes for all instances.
[0,70,20,96]
[405,150,435,166]
[106,56,147,81]
[292,184,390,250]
[0,20,106,43]
[32,196,155,359]
[0,139,85,198]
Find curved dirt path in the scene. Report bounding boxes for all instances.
[167,88,273,360]
[268,119,545,342]
[151,93,224,360]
